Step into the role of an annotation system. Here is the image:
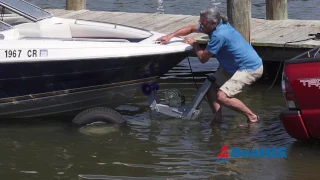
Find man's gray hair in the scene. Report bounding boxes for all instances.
[200,7,228,24]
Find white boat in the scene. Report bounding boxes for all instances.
[0,0,192,125]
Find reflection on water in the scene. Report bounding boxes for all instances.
[211,0,222,7]
[157,0,164,14]
[79,124,121,136]
[1,76,319,179]
[0,56,317,180]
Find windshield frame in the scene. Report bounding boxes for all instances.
[0,0,53,22]
[0,20,11,31]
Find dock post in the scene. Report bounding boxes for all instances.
[227,0,251,43]
[266,0,288,20]
[66,0,86,10]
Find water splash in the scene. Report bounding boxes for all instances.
[157,0,164,14]
[211,0,221,7]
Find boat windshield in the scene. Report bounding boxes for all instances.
[0,21,11,31]
[0,0,52,22]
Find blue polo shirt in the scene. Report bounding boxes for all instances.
[198,20,262,74]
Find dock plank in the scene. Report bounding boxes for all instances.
[142,15,191,31]
[263,20,312,42]
[139,14,181,29]
[152,15,192,32]
[251,20,305,45]
[253,20,302,39]
[95,12,142,24]
[123,13,165,28]
[47,9,74,16]
[59,10,89,18]
[256,24,319,48]
[90,12,128,22]
[47,9,320,49]
[160,16,199,33]
[115,13,150,25]
[66,11,109,20]
[251,20,286,36]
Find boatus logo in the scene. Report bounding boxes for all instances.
[299,78,320,88]
[216,144,287,162]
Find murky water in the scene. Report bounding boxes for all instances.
[2,76,319,180]
[1,0,320,179]
[0,57,317,179]
[0,55,319,179]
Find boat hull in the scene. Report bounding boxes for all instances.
[0,52,188,118]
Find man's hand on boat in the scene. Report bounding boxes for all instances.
[183,37,196,46]
[156,34,173,44]
[156,35,196,45]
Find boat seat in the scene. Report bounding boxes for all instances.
[15,23,72,38]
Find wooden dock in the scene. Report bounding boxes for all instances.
[46,9,320,61]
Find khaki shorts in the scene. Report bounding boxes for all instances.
[212,65,263,97]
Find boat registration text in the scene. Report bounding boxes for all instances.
[3,49,48,58]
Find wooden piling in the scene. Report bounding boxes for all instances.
[266,0,288,20]
[227,0,251,43]
[66,0,86,10]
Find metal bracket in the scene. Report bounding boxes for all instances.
[146,74,215,120]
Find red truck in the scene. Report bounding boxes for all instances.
[280,46,320,140]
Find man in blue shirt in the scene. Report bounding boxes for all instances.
[157,7,263,124]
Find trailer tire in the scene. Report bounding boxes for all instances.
[72,107,127,127]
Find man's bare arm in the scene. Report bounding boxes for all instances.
[192,42,213,64]
[166,25,199,38]
[157,25,199,44]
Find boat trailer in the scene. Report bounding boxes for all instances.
[141,74,216,120]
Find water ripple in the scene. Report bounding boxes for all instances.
[27,0,319,20]
[1,81,318,179]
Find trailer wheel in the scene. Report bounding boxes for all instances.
[72,107,127,127]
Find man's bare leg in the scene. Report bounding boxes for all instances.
[217,90,259,122]
[207,84,222,123]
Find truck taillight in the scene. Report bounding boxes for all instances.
[282,73,298,109]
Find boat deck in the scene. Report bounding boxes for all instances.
[46,9,320,49]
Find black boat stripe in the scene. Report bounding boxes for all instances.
[0,77,157,103]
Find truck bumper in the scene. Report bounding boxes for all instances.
[280,110,310,140]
